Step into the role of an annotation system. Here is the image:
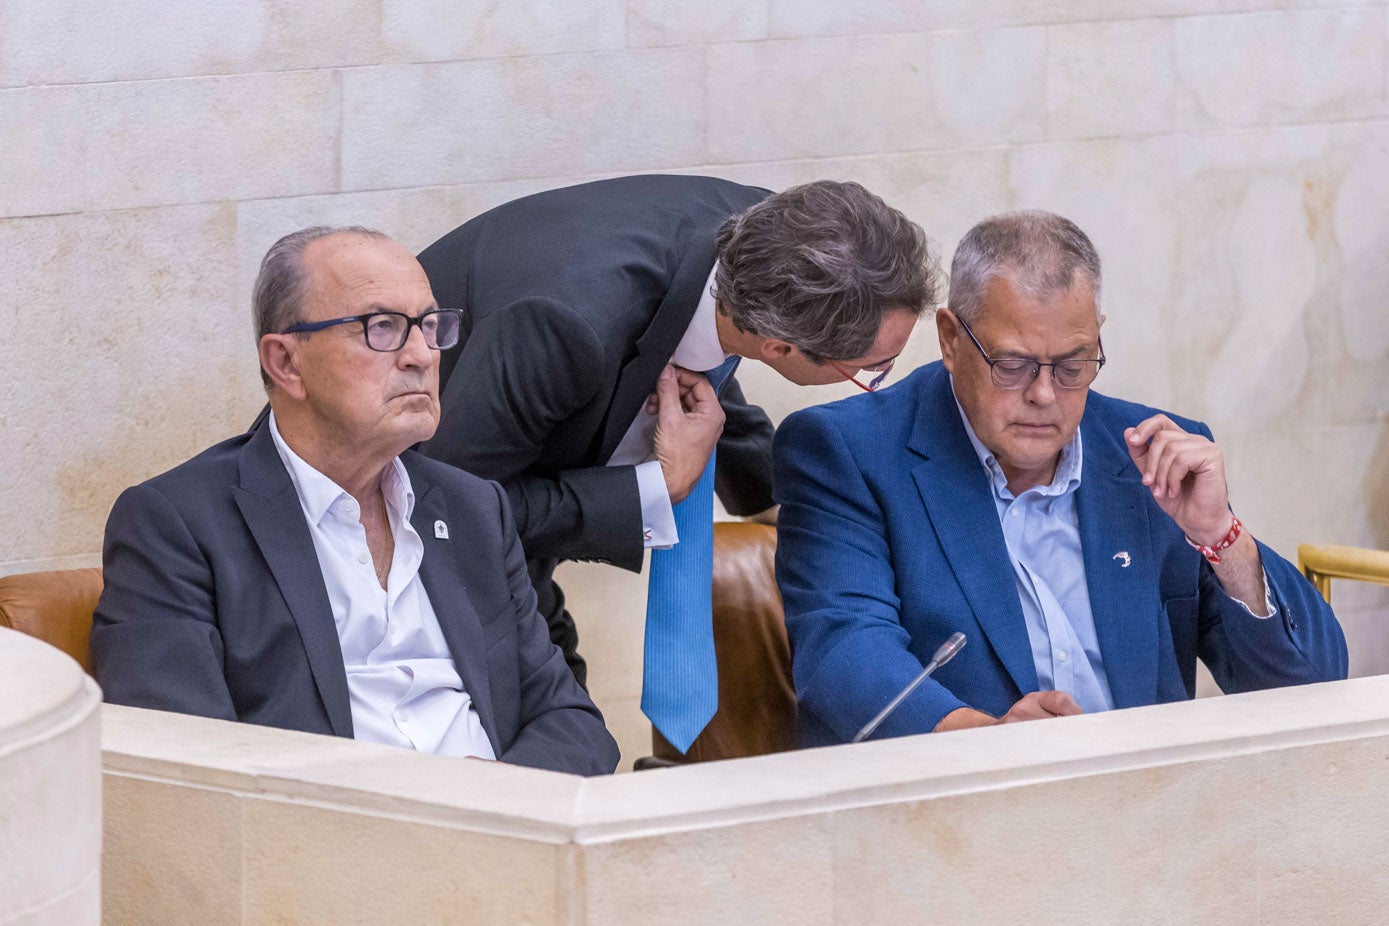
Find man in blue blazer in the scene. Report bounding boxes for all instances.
[92,227,618,776]
[776,211,1347,746]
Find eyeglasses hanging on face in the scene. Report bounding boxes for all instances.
[281,308,464,352]
[956,315,1105,390]
[828,357,896,393]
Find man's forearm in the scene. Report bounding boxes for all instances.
[1210,531,1270,617]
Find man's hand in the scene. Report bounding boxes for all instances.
[1125,414,1269,611]
[1000,690,1083,723]
[653,365,725,504]
[934,691,1083,731]
[1124,414,1232,546]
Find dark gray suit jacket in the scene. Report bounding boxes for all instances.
[417,175,777,683]
[90,422,619,777]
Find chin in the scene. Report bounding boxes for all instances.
[393,409,440,445]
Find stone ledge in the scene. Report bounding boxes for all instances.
[103,674,1389,843]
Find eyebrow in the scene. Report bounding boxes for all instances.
[362,301,440,316]
[992,341,1098,361]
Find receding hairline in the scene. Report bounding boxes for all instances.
[296,229,421,299]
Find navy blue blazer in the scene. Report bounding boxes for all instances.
[91,423,619,776]
[775,361,1348,746]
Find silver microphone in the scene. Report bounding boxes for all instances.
[851,632,967,744]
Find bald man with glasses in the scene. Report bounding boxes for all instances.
[91,226,619,776]
[775,211,1346,747]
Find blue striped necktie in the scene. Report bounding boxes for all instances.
[642,355,740,754]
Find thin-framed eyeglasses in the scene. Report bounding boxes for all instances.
[956,316,1105,391]
[281,308,464,352]
[828,358,895,393]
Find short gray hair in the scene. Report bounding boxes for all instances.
[947,211,1102,324]
[252,225,388,387]
[713,180,940,363]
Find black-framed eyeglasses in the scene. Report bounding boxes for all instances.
[828,358,895,393]
[957,315,1105,391]
[281,309,463,352]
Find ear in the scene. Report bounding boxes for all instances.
[756,337,796,363]
[259,334,308,400]
[1098,312,1107,330]
[936,308,960,374]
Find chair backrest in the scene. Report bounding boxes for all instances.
[0,568,103,671]
[651,522,796,763]
[1297,544,1389,605]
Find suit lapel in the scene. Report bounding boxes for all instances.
[1076,415,1161,709]
[233,424,354,737]
[596,237,716,462]
[910,369,1039,695]
[408,463,500,753]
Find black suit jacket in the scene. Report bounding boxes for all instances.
[418,175,776,576]
[90,423,619,777]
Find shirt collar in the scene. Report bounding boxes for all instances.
[268,411,415,525]
[949,376,1084,501]
[670,261,730,373]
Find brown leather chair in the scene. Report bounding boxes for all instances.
[0,568,103,671]
[648,521,797,764]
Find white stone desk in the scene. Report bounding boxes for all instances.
[102,676,1389,925]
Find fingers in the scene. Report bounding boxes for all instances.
[1003,690,1084,723]
[1126,413,1179,447]
[1135,430,1218,500]
[1126,415,1207,498]
[655,365,681,423]
[1036,690,1083,717]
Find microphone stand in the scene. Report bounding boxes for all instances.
[851,632,967,744]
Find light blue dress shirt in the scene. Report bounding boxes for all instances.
[954,399,1117,714]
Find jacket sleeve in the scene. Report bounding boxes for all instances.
[714,373,776,517]
[1188,420,1348,691]
[1196,545,1349,691]
[422,298,645,572]
[489,483,621,775]
[89,484,239,721]
[775,407,967,743]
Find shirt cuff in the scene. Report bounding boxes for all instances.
[1230,567,1278,619]
[635,461,678,550]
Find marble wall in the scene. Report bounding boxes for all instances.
[2,1,1386,764]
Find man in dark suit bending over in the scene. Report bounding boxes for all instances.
[418,175,938,752]
[92,227,619,776]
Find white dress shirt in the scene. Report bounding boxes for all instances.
[269,413,496,760]
[606,262,729,550]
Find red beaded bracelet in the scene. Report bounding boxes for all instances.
[1185,515,1242,565]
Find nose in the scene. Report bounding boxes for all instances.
[1022,364,1057,404]
[396,322,434,369]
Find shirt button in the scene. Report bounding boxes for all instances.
[1058,650,1069,662]
[357,552,369,565]
[1010,509,1020,519]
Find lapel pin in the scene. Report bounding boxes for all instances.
[1113,551,1131,568]
[434,520,450,540]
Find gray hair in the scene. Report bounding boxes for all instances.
[947,211,1102,324]
[713,180,940,363]
[252,225,389,387]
